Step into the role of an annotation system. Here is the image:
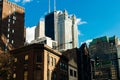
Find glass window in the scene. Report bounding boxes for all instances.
[12,29,14,33]
[36,70,42,80]
[13,8,16,11]
[8,28,10,32]
[24,71,28,80]
[25,55,29,61]
[13,20,15,24]
[52,71,57,80]
[54,58,56,66]
[14,12,16,15]
[7,39,9,43]
[8,19,10,22]
[51,57,53,66]
[8,23,10,27]
[47,54,50,65]
[64,64,67,70]
[13,73,16,79]
[7,34,9,38]
[9,15,11,18]
[14,58,17,62]
[70,69,73,76]
[11,40,14,44]
[9,10,11,13]
[74,71,77,77]
[13,16,16,20]
[37,55,42,63]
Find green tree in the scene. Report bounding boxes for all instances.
[0,52,13,80]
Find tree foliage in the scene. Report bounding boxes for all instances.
[0,52,14,80]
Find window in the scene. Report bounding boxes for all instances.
[12,29,14,33]
[13,8,16,11]
[37,55,42,63]
[8,23,10,27]
[24,71,28,80]
[8,28,10,32]
[51,57,53,66]
[8,19,10,22]
[14,58,17,62]
[54,58,56,66]
[52,71,57,80]
[47,53,50,64]
[25,55,29,61]
[24,55,28,65]
[13,73,16,79]
[11,40,14,44]
[9,10,11,13]
[13,16,16,20]
[9,15,11,18]
[60,62,63,69]
[13,20,15,24]
[60,62,62,67]
[7,39,9,43]
[7,34,9,38]
[0,8,1,12]
[74,71,77,77]
[36,70,42,80]
[70,69,73,76]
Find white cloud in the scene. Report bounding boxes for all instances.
[22,0,32,3]
[11,0,32,4]
[26,26,36,43]
[81,39,92,46]
[77,18,87,25]
[78,30,84,36]
[14,0,21,2]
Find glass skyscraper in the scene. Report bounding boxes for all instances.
[45,10,78,51]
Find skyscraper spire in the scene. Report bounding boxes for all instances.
[54,0,56,11]
[48,0,50,13]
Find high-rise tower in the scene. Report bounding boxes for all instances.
[45,10,78,51]
[89,36,120,80]
[35,21,45,39]
[0,0,25,51]
[45,11,58,40]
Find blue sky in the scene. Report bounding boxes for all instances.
[10,0,120,46]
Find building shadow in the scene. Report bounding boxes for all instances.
[0,10,25,51]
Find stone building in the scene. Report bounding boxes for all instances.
[63,48,78,80]
[10,44,68,80]
[0,0,25,51]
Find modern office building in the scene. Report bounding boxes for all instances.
[89,36,120,80]
[45,11,58,40]
[10,44,68,80]
[117,45,120,79]
[31,36,57,49]
[0,0,25,51]
[45,10,78,51]
[35,21,45,39]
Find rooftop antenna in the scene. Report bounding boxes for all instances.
[48,0,50,13]
[54,0,56,11]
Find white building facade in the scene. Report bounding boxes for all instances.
[57,10,78,51]
[45,10,78,51]
[35,21,45,39]
[31,37,57,49]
